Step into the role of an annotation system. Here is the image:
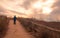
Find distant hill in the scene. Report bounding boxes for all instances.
[18,17,60,38]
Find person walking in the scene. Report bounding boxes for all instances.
[14,15,16,24]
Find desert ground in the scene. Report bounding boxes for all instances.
[0,16,60,38]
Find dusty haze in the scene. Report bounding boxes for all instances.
[0,0,60,22]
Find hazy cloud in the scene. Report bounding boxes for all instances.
[0,0,60,22]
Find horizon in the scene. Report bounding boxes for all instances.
[0,0,60,21]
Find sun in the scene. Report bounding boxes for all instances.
[42,7,52,15]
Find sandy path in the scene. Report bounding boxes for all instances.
[4,20,33,38]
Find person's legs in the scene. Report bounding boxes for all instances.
[14,20,16,24]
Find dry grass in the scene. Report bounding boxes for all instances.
[0,16,9,38]
[17,17,60,38]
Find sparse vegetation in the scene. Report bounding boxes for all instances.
[18,17,60,38]
[0,16,9,38]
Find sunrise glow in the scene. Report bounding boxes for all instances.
[0,0,57,18]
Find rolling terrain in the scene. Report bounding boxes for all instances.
[18,17,60,38]
[0,15,60,38]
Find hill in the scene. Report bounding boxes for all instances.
[18,17,60,38]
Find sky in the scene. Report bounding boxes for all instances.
[0,0,60,22]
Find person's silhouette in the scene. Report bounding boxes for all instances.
[14,15,16,24]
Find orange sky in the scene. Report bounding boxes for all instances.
[0,0,60,21]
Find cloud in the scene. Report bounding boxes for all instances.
[0,6,5,12]
[46,0,60,21]
[0,0,60,21]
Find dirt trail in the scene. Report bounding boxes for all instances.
[4,20,33,38]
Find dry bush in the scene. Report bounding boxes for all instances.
[0,16,9,38]
[18,17,60,38]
